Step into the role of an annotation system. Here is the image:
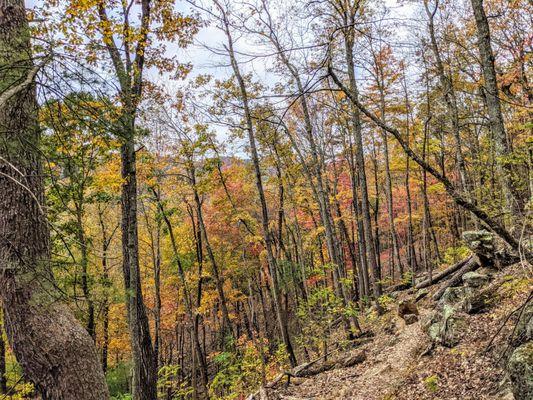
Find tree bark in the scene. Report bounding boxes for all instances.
[432,257,480,300]
[0,307,6,394]
[415,256,472,289]
[189,204,207,380]
[141,195,163,369]
[0,2,109,398]
[97,0,158,395]
[120,135,157,400]
[76,206,95,340]
[97,207,112,374]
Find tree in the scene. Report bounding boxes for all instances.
[469,0,519,226]
[325,0,383,302]
[328,64,530,260]
[424,0,469,200]
[0,1,109,398]
[41,93,114,341]
[213,0,298,367]
[56,0,200,396]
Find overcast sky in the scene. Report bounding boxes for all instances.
[28,0,420,154]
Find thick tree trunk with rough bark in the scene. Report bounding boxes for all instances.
[0,2,109,398]
[0,307,6,394]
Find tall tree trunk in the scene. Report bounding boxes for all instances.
[403,76,418,276]
[141,195,163,369]
[424,0,468,199]
[189,205,207,378]
[330,159,362,332]
[120,133,157,400]
[470,0,518,223]
[374,64,403,279]
[97,0,158,395]
[343,27,383,300]
[0,2,109,398]
[98,208,112,374]
[371,139,382,279]
[152,191,209,393]
[153,218,161,369]
[348,135,370,298]
[76,207,95,340]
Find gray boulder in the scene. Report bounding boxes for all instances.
[462,287,495,314]
[462,271,490,288]
[462,230,494,257]
[508,341,533,400]
[423,305,465,347]
[440,286,470,307]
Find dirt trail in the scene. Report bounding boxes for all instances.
[275,316,429,400]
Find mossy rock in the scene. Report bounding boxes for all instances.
[462,285,497,314]
[423,305,465,347]
[508,341,533,400]
[440,287,470,307]
[462,271,490,288]
[462,230,494,247]
[462,230,497,263]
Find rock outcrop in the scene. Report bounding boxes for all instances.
[462,271,490,288]
[507,341,533,400]
[422,305,465,347]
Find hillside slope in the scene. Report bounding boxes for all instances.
[254,262,531,400]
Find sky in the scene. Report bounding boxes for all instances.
[26,0,420,154]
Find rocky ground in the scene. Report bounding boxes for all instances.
[253,257,532,400]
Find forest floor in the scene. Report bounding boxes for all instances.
[266,262,531,400]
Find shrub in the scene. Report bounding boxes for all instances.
[106,362,131,399]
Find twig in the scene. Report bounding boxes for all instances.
[484,290,532,355]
